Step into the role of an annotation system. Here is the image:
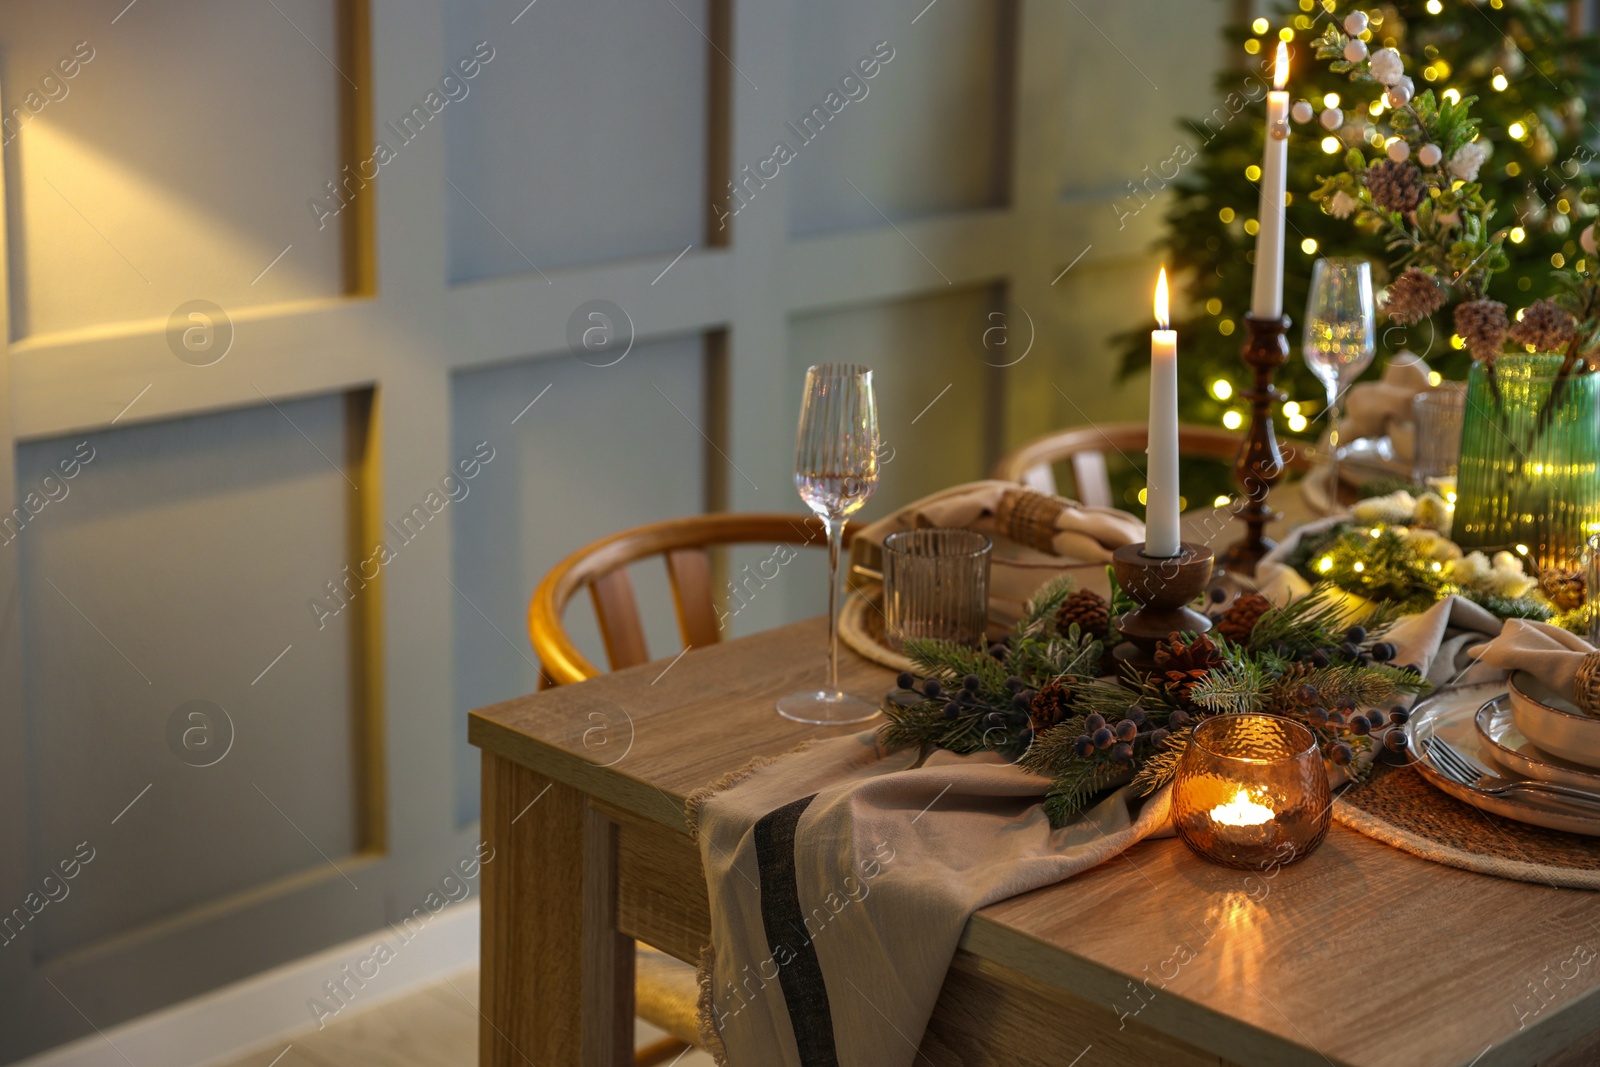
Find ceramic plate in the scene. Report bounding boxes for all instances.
[1405,682,1600,837]
[1475,694,1600,791]
[1508,671,1600,769]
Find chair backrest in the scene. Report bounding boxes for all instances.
[992,423,1309,507]
[529,512,843,687]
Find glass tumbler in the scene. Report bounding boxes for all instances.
[881,529,991,651]
[1412,380,1467,484]
[1171,714,1331,870]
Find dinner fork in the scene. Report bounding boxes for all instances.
[1427,736,1600,809]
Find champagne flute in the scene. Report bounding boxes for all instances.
[777,363,881,725]
[1303,257,1376,500]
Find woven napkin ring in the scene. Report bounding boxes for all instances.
[1575,652,1600,719]
[995,488,1068,554]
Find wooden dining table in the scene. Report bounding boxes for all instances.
[469,615,1600,1067]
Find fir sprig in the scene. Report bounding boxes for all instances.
[1245,583,1402,652]
[1129,736,1187,797]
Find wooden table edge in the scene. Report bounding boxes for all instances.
[471,714,1347,1067]
[469,668,1600,1067]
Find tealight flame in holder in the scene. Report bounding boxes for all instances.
[1172,715,1331,869]
[1209,789,1274,828]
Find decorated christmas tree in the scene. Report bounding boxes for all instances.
[1114,0,1600,492]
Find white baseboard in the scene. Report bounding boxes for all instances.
[14,902,480,1067]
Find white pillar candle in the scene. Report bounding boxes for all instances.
[1250,41,1291,320]
[1146,267,1181,558]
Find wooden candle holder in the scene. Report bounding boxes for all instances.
[1220,313,1291,577]
[1111,542,1214,672]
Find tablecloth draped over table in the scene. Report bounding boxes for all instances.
[689,594,1507,1067]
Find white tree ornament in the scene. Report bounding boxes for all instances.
[1369,47,1405,86]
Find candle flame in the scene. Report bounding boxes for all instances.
[1154,267,1170,329]
[1211,789,1274,827]
[1273,41,1289,89]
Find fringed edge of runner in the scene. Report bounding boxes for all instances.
[695,943,732,1067]
[684,739,816,839]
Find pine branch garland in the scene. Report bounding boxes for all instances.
[879,577,1435,827]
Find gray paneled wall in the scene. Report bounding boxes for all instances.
[1,0,344,338]
[449,335,707,825]
[442,0,710,279]
[786,2,1011,236]
[0,0,1230,1059]
[19,396,365,959]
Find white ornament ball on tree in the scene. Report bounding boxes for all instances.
[1344,11,1369,35]
[1369,47,1405,85]
[1582,223,1597,255]
[1292,100,1315,124]
[1387,139,1411,163]
[1319,108,1343,131]
[1344,38,1369,63]
[1418,143,1442,167]
[1386,76,1415,108]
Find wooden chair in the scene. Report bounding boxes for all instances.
[527,512,844,1063]
[530,511,842,687]
[991,423,1310,507]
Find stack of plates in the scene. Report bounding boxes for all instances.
[1404,676,1600,836]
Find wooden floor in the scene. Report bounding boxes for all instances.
[216,967,716,1067]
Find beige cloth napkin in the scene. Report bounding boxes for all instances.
[853,480,1143,562]
[690,738,1172,1067]
[1340,353,1435,456]
[850,480,1144,619]
[689,595,1500,1067]
[1473,618,1600,712]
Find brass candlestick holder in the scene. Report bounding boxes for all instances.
[1220,313,1291,577]
[1111,542,1214,673]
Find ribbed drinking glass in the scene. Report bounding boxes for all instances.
[1412,380,1467,484]
[882,530,992,651]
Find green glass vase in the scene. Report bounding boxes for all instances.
[1454,354,1600,571]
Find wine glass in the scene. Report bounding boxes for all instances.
[777,363,881,725]
[1303,257,1376,499]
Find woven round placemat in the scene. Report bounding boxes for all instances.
[1334,762,1600,890]
[837,592,915,674]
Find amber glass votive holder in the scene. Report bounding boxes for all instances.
[1171,714,1331,870]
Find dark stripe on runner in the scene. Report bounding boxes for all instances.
[752,793,840,1067]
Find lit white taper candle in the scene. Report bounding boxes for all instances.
[1250,40,1291,319]
[1146,267,1181,558]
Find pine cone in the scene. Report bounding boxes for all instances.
[1029,681,1074,732]
[1364,160,1426,214]
[1153,633,1226,705]
[1384,267,1447,326]
[1055,588,1111,641]
[1540,568,1587,612]
[1508,298,1577,354]
[1216,593,1271,646]
[1455,299,1510,363]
